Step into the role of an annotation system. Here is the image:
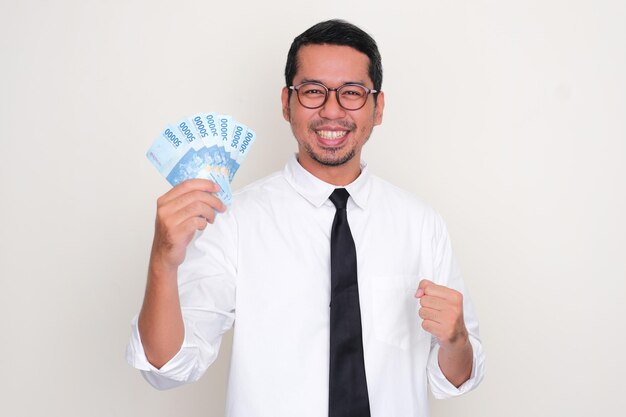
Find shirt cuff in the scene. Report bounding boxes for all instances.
[427,334,486,399]
[126,315,207,390]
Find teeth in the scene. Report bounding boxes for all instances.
[316,130,347,140]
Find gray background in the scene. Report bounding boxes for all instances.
[1,0,625,415]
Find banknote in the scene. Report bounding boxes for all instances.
[228,122,257,182]
[203,112,229,185]
[146,112,257,206]
[146,124,192,184]
[175,117,204,151]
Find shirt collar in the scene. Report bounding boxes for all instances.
[283,153,371,210]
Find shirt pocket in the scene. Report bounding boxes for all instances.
[370,275,428,350]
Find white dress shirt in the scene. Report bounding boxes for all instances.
[127,154,486,416]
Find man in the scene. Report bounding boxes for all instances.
[128,19,485,416]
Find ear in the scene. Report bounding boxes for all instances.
[374,90,385,126]
[281,87,290,121]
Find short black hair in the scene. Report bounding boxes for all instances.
[284,20,383,99]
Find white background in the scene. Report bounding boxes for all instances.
[1,0,625,416]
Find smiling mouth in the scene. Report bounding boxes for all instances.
[316,130,348,140]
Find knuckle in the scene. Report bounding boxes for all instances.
[195,217,208,230]
[189,189,204,200]
[191,199,205,211]
[191,189,211,204]
[451,290,463,304]
[452,303,462,315]
[183,200,203,217]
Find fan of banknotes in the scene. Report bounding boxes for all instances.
[146,113,257,205]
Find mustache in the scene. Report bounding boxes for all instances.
[308,119,356,131]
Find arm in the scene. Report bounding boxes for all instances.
[137,179,226,369]
[415,280,473,387]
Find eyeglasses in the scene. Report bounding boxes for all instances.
[289,82,378,111]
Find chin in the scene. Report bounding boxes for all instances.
[309,147,356,167]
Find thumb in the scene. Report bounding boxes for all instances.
[415,278,433,298]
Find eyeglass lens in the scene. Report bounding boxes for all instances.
[296,83,370,110]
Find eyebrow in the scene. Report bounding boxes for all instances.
[298,78,369,86]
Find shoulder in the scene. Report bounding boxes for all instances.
[369,175,435,212]
[368,174,446,230]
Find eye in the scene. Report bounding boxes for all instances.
[340,85,366,98]
[301,87,325,96]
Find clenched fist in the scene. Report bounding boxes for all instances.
[415,279,469,350]
[415,279,473,386]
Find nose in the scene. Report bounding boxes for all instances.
[319,90,346,120]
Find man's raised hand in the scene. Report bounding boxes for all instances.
[151,179,226,271]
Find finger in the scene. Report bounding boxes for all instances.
[418,294,446,311]
[158,179,222,206]
[415,279,434,298]
[427,287,463,307]
[418,306,442,324]
[418,278,434,291]
[161,190,226,219]
[422,317,467,345]
[421,318,440,337]
[421,282,462,305]
[169,199,221,227]
[421,314,456,342]
[180,215,212,234]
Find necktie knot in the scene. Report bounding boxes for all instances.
[329,188,350,210]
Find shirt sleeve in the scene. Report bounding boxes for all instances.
[126,211,238,390]
[426,213,486,398]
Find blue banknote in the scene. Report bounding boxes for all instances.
[175,117,204,151]
[146,125,192,181]
[227,122,257,182]
[204,112,229,185]
[146,112,257,206]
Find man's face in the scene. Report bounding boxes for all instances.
[281,44,384,173]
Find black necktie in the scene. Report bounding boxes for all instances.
[328,188,371,417]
